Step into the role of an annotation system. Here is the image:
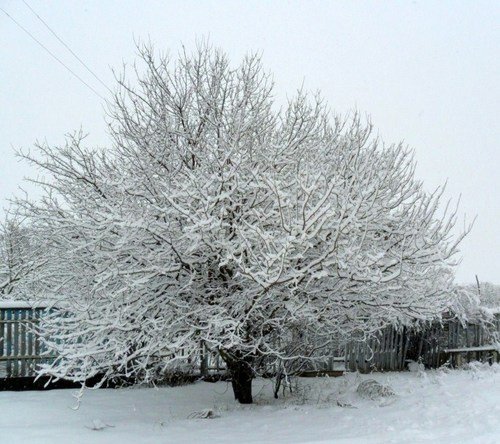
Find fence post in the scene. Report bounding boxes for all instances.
[6,309,12,377]
[20,309,27,377]
[199,341,208,376]
[0,309,4,377]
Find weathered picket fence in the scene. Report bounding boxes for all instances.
[1,301,499,381]
[0,302,226,380]
[0,302,54,378]
[345,328,409,372]
[440,316,500,367]
[198,342,226,375]
[345,314,500,372]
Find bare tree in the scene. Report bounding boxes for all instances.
[17,43,469,404]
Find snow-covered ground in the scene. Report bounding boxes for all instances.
[1,364,499,443]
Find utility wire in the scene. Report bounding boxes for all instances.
[22,0,112,94]
[0,6,107,102]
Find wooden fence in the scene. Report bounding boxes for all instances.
[0,305,53,378]
[0,304,227,380]
[345,328,409,372]
[1,303,499,380]
[345,315,500,372]
[198,342,226,375]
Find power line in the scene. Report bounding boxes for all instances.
[0,6,107,102]
[22,0,112,94]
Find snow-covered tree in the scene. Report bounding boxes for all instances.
[452,281,500,321]
[17,44,469,403]
[0,211,40,299]
[476,282,500,310]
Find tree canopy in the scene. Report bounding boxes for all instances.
[15,44,469,403]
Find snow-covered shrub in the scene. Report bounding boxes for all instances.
[356,379,396,400]
[407,360,425,373]
[187,409,219,419]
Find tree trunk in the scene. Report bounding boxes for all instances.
[219,349,254,404]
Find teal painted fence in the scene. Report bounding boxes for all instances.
[0,306,53,378]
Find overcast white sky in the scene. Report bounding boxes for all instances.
[0,0,498,283]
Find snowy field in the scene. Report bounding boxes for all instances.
[1,364,499,444]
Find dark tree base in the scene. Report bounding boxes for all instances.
[228,360,254,404]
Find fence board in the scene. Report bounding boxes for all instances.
[0,310,4,377]
[20,309,26,376]
[28,309,34,375]
[6,309,12,376]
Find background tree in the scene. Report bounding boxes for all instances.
[0,211,41,299]
[479,282,500,309]
[17,43,469,404]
